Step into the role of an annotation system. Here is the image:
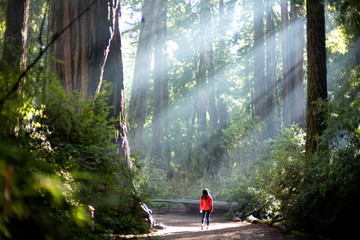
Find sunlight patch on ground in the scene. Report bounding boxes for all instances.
[112,221,244,238]
[157,221,243,235]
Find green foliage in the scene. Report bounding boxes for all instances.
[256,125,305,210]
[289,96,360,237]
[251,94,360,238]
[329,0,360,41]
[0,70,148,239]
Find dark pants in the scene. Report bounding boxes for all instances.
[201,210,211,226]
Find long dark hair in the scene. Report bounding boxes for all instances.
[201,188,209,199]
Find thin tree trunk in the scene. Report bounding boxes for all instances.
[253,0,266,121]
[293,4,305,126]
[281,0,291,127]
[289,1,296,124]
[305,0,327,156]
[218,0,227,131]
[206,0,217,130]
[197,0,211,134]
[162,2,171,171]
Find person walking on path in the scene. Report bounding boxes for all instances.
[200,188,213,230]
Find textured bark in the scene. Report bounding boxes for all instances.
[2,0,30,72]
[253,0,266,120]
[48,0,105,97]
[100,0,131,169]
[305,0,327,156]
[128,0,156,152]
[48,0,131,168]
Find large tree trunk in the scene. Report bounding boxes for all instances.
[128,0,156,153]
[100,0,131,168]
[48,0,131,168]
[1,0,30,72]
[265,3,279,139]
[48,0,105,97]
[253,0,266,121]
[305,0,327,156]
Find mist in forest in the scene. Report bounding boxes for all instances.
[120,0,310,198]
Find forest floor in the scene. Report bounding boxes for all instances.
[116,209,300,239]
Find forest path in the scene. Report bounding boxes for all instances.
[136,210,298,239]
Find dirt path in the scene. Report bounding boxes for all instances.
[140,210,297,240]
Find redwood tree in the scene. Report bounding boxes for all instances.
[48,0,105,97]
[48,0,131,168]
[1,0,30,72]
[305,0,327,156]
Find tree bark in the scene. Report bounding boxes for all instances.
[1,0,30,72]
[99,0,131,169]
[48,0,105,97]
[128,0,156,153]
[48,0,131,168]
[305,0,327,156]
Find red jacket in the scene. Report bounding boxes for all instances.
[200,195,213,212]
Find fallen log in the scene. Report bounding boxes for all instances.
[237,199,274,221]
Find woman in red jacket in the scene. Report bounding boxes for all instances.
[199,188,213,230]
